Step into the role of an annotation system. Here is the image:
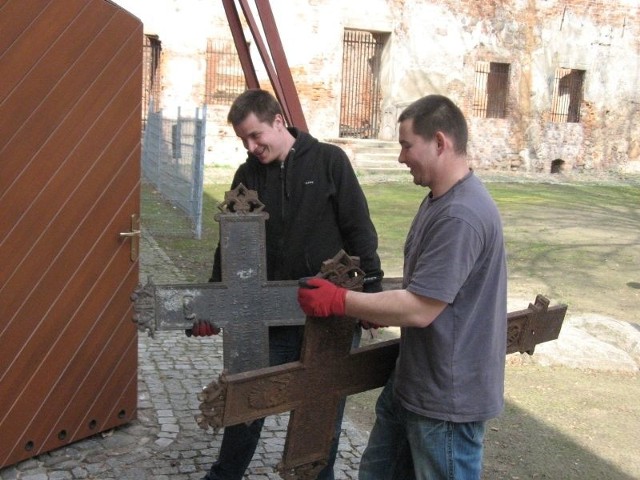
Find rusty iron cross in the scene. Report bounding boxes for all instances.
[131,183,306,373]
[196,271,567,479]
[131,185,568,478]
[197,251,400,479]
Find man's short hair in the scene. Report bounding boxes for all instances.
[398,95,468,155]
[227,89,283,126]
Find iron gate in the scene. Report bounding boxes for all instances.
[473,61,510,119]
[339,29,385,139]
[551,68,585,123]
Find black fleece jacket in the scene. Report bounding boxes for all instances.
[210,128,383,293]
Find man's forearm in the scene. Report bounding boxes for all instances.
[344,289,446,328]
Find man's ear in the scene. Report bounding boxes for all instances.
[274,113,286,130]
[435,131,446,153]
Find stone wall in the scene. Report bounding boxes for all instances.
[114,0,640,173]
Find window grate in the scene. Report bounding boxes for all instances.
[142,34,162,124]
[551,68,585,123]
[473,61,510,118]
[339,29,385,139]
[205,38,246,106]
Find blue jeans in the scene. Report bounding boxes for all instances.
[204,325,361,480]
[359,373,486,480]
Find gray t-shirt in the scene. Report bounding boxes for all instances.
[395,172,507,422]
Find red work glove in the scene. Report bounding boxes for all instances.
[297,277,347,317]
[186,320,220,337]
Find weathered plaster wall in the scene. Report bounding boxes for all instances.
[114,0,229,114]
[530,0,640,172]
[114,0,640,173]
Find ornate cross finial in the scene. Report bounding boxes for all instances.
[319,249,365,291]
[197,375,228,432]
[217,183,266,214]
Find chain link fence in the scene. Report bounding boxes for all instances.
[142,104,206,239]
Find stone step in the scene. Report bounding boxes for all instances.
[326,138,402,171]
[354,156,402,170]
[327,138,397,151]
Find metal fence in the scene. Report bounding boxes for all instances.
[142,105,206,239]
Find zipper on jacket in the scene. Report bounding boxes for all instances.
[281,147,295,218]
[280,160,285,218]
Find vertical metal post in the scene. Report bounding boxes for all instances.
[222,0,308,131]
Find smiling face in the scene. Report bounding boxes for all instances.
[233,112,290,164]
[398,118,439,187]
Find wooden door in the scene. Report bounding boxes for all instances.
[0,0,142,468]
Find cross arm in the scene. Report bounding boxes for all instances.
[507,294,568,355]
[130,276,303,336]
[130,278,224,335]
[196,337,400,430]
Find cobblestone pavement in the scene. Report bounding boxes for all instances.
[0,231,368,480]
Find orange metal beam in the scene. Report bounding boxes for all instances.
[222,0,308,131]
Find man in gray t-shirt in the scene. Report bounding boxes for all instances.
[298,94,507,479]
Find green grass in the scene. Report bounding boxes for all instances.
[142,176,640,322]
[361,183,424,276]
[141,182,227,281]
[147,181,639,273]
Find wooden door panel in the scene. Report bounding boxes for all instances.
[0,112,139,334]
[0,103,140,303]
[0,148,139,403]
[0,72,141,276]
[0,138,140,464]
[0,8,138,200]
[0,0,89,104]
[0,1,110,145]
[0,0,141,468]
[44,272,139,433]
[8,286,138,462]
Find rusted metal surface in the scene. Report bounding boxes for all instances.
[132,184,306,374]
[506,294,567,355]
[197,286,567,479]
[222,0,308,131]
[197,251,400,479]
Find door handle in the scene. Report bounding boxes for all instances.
[120,214,141,261]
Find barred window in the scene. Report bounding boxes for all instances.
[205,38,246,105]
[142,34,162,121]
[551,68,585,123]
[339,29,386,139]
[473,62,510,119]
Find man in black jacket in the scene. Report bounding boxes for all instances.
[192,89,383,480]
